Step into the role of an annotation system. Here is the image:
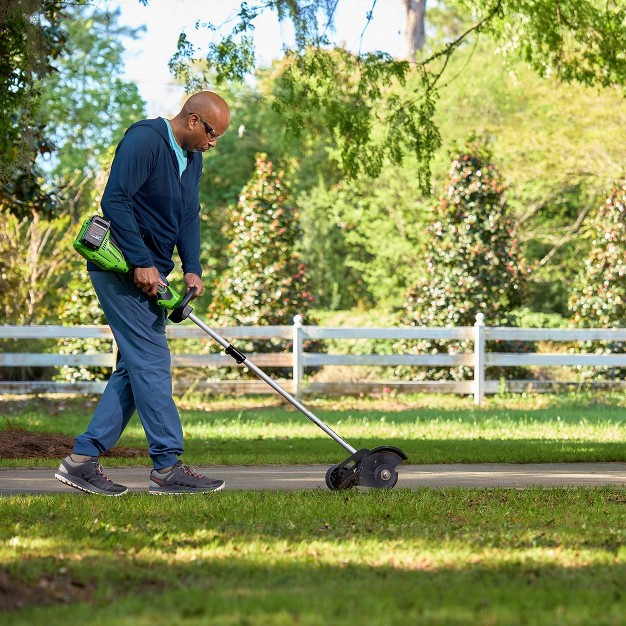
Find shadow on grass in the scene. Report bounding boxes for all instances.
[6,552,626,625]
[4,488,626,623]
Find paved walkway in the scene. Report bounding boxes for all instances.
[2,463,626,495]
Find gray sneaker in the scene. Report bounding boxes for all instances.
[55,456,128,496]
[149,461,225,495]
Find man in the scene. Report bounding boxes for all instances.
[55,91,231,496]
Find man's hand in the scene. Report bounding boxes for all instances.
[184,272,204,298]
[134,266,163,297]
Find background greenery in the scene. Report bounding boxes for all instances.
[1,1,625,385]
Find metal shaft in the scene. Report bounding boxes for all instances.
[188,313,357,454]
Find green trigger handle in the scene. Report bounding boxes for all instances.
[156,273,183,310]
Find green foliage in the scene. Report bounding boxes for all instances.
[402,141,525,327]
[431,38,626,315]
[197,76,342,295]
[568,181,626,380]
[0,208,73,323]
[194,17,626,315]
[208,154,317,327]
[471,0,626,90]
[0,1,75,216]
[36,4,145,220]
[55,266,110,383]
[275,48,440,186]
[570,181,626,327]
[169,0,626,188]
[298,175,429,309]
[39,5,145,179]
[398,142,528,381]
[205,155,321,378]
[297,183,362,310]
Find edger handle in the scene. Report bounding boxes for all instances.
[156,273,184,310]
[167,286,197,323]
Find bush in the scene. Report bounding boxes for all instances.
[569,180,626,380]
[397,141,530,381]
[206,154,321,378]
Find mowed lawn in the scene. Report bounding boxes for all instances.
[2,489,626,625]
[2,392,626,624]
[2,392,626,467]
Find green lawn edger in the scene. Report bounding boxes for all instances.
[74,216,407,490]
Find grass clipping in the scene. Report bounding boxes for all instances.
[0,427,147,459]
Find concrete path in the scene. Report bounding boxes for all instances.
[2,463,626,495]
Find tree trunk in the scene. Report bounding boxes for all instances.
[404,0,426,60]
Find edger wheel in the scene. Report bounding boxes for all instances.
[325,464,341,490]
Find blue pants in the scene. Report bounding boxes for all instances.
[73,271,183,469]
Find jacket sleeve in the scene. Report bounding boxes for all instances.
[100,126,157,269]
[176,203,202,278]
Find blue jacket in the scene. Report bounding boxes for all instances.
[89,117,203,277]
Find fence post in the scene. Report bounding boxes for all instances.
[473,312,485,405]
[292,314,304,398]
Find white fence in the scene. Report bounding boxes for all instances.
[3,313,626,404]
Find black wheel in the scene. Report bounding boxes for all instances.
[373,464,398,488]
[325,464,341,490]
[357,446,406,489]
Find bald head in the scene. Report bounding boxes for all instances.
[181,91,230,132]
[170,90,231,153]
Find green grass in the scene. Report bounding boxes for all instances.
[2,392,626,467]
[2,488,626,624]
[3,393,626,624]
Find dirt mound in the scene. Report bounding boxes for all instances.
[0,570,93,612]
[0,428,147,459]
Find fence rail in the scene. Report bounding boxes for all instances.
[2,312,626,403]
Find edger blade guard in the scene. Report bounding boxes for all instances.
[325,446,407,491]
[356,446,408,489]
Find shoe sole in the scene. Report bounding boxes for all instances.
[148,482,225,495]
[54,473,129,496]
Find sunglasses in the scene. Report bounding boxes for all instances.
[190,112,222,140]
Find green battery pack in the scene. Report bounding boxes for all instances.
[73,216,130,273]
[73,215,184,310]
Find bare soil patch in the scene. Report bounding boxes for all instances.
[0,428,147,459]
[0,570,94,612]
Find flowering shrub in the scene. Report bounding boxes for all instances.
[570,181,626,327]
[397,142,529,381]
[569,180,626,380]
[207,155,320,376]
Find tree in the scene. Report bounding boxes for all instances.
[403,141,525,325]
[168,0,626,187]
[405,0,427,58]
[39,5,145,184]
[298,170,430,309]
[430,37,626,315]
[0,0,72,215]
[0,3,145,324]
[0,208,72,323]
[397,141,527,380]
[196,74,340,293]
[569,181,626,328]
[568,181,626,380]
[208,154,317,328]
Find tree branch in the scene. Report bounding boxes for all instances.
[420,0,503,89]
